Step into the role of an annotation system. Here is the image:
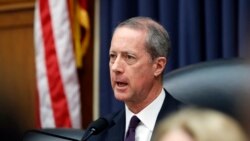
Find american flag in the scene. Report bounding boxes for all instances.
[34,0,87,128]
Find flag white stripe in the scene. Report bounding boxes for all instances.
[34,1,55,128]
[49,0,81,128]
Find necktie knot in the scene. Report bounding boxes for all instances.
[125,116,140,141]
[128,116,140,129]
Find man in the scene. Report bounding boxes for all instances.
[89,17,183,141]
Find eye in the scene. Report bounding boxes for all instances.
[124,54,136,65]
[109,53,116,58]
[109,53,117,63]
[127,55,134,59]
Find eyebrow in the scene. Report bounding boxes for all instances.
[110,50,137,55]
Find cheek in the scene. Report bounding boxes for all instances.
[132,65,154,78]
[109,69,115,86]
[110,75,115,87]
[129,66,154,85]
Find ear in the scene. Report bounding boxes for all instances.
[153,57,167,77]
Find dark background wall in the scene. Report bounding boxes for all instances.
[99,0,250,116]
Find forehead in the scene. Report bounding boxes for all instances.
[110,27,147,52]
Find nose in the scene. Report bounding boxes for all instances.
[110,56,124,73]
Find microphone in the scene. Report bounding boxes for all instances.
[81,117,110,141]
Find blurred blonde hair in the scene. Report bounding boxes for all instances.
[152,107,248,141]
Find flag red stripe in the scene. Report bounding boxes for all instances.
[39,0,72,127]
[79,0,87,9]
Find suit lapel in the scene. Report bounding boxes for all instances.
[148,89,183,141]
[156,89,182,122]
[105,110,125,141]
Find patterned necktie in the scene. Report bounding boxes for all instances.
[125,116,140,141]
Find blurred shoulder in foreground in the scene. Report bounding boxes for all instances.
[152,107,248,141]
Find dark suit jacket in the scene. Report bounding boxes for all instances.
[88,89,183,141]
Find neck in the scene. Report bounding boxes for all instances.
[126,84,163,114]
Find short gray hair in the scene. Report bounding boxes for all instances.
[115,17,171,60]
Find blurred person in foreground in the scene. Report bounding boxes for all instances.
[89,17,184,141]
[152,107,248,141]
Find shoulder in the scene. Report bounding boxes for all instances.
[156,89,185,121]
[164,89,184,106]
[103,109,125,126]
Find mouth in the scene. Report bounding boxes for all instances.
[116,82,128,87]
[115,81,128,90]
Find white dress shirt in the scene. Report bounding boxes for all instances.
[125,89,165,141]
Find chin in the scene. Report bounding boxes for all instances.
[114,92,129,101]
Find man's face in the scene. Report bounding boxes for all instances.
[109,27,156,104]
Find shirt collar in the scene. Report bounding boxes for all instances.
[125,89,165,132]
